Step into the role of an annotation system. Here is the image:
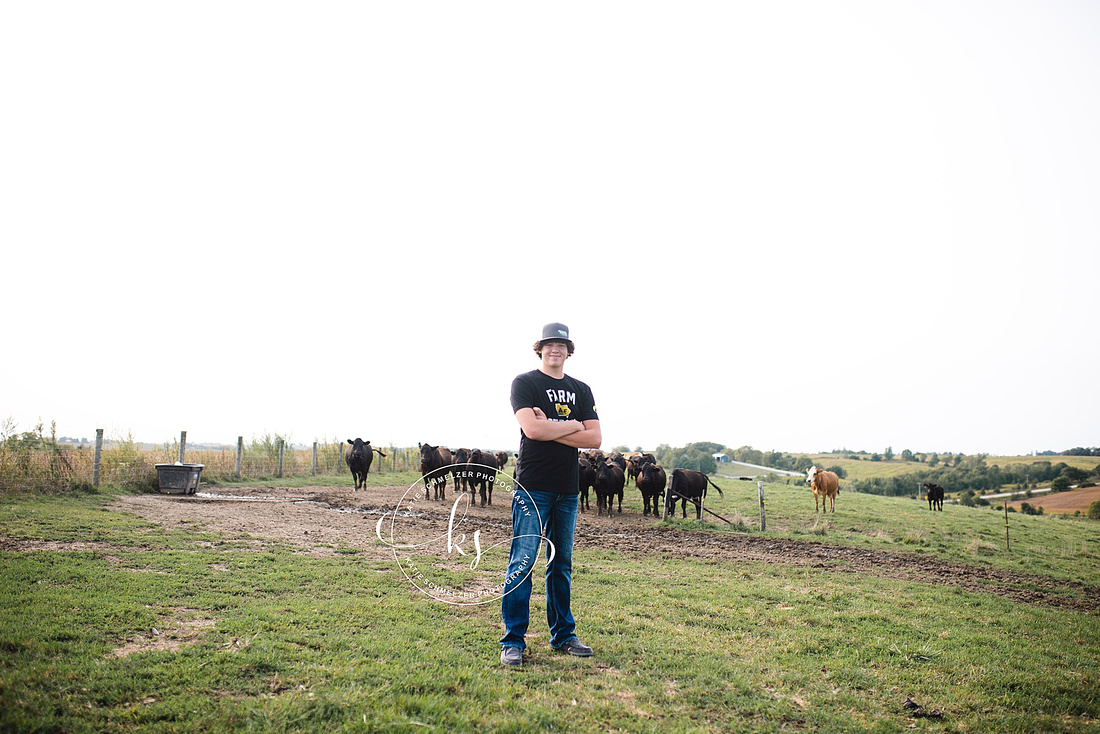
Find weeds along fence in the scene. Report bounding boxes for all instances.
[0,429,424,495]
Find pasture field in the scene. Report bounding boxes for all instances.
[801,454,1100,485]
[984,456,1100,472]
[801,456,927,483]
[1,475,1098,733]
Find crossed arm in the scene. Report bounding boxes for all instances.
[515,407,602,450]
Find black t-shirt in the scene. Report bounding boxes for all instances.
[510,369,599,494]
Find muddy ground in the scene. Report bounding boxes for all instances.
[96,481,1100,616]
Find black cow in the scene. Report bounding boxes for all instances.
[418,443,453,500]
[923,483,945,511]
[666,468,724,519]
[583,449,606,466]
[578,456,597,512]
[345,438,386,490]
[451,448,472,495]
[495,451,509,471]
[594,460,625,517]
[627,452,656,486]
[635,462,667,517]
[468,449,499,507]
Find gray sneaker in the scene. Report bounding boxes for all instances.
[555,638,594,657]
[500,646,523,667]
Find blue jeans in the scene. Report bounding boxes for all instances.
[500,489,579,651]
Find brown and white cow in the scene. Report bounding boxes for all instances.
[806,466,840,513]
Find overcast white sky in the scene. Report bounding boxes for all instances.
[3,1,1097,457]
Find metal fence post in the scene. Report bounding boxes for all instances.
[93,428,104,487]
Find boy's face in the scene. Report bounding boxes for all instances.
[540,340,571,367]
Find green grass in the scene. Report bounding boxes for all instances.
[1,489,1099,733]
[656,476,1100,588]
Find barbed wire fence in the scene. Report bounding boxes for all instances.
[0,429,424,495]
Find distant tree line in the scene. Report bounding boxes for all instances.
[614,443,815,476]
[848,455,1100,497]
[827,447,990,468]
[650,442,722,474]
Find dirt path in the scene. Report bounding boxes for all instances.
[104,482,1099,615]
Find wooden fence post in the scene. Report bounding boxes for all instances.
[236,436,243,479]
[758,480,766,531]
[312,442,318,475]
[93,428,103,487]
[1004,499,1011,552]
[278,439,285,478]
[179,431,187,463]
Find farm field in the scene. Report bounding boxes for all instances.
[1006,485,1100,515]
[2,474,1099,733]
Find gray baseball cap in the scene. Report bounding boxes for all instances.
[538,322,574,350]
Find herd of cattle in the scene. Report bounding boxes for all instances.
[578,450,727,519]
[344,440,729,520]
[344,438,949,516]
[417,443,509,507]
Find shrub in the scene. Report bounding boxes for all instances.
[1087,501,1100,520]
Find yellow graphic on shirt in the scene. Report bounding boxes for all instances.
[555,404,572,419]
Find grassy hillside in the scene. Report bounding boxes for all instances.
[690,476,1100,587]
[801,453,1100,481]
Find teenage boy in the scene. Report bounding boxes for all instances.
[500,323,602,668]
